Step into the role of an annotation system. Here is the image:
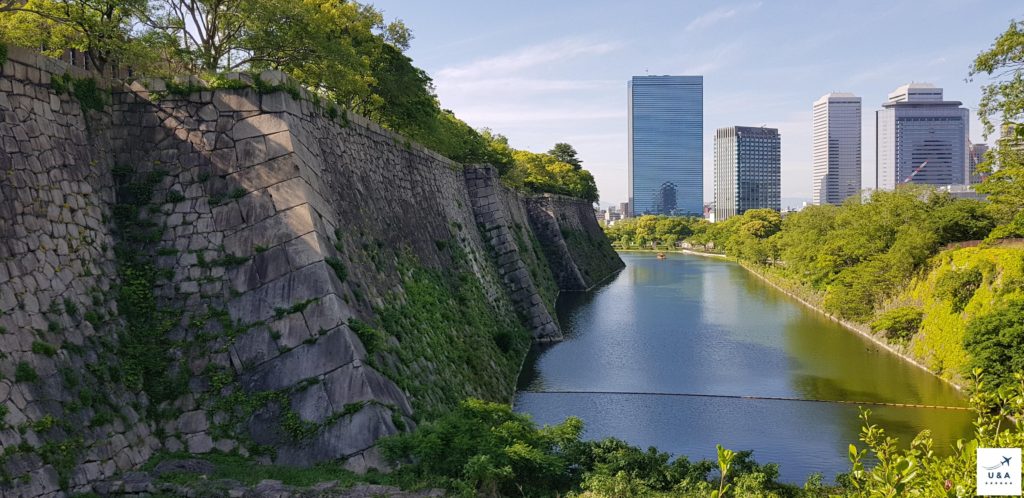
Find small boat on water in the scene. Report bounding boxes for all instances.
[656,252,666,259]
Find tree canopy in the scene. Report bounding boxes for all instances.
[971,18,1024,238]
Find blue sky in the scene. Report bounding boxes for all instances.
[371,1,1019,208]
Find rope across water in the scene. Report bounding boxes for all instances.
[518,390,971,411]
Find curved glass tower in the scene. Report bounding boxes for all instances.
[628,75,703,216]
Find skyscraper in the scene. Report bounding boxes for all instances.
[628,75,703,216]
[812,93,862,204]
[968,142,989,184]
[876,83,969,189]
[714,126,781,221]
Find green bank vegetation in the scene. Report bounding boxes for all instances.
[142,376,1024,497]
[0,0,597,201]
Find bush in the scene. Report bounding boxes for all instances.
[379,398,799,497]
[380,398,583,496]
[964,297,1024,385]
[870,307,924,342]
[934,266,983,313]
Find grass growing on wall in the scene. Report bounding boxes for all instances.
[370,252,531,420]
[512,221,559,313]
[111,165,188,406]
[898,246,1024,384]
[561,226,622,285]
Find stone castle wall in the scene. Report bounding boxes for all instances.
[0,47,623,496]
[0,47,159,498]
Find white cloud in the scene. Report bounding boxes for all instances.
[436,38,622,80]
[685,2,762,32]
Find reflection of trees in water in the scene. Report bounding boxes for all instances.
[744,267,969,407]
[519,266,621,391]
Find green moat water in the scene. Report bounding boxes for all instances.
[515,252,973,483]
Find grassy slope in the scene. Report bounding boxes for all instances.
[898,246,1024,384]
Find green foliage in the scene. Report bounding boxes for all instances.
[870,307,924,342]
[325,256,347,282]
[31,340,57,357]
[934,266,983,313]
[502,147,599,202]
[14,362,38,383]
[0,0,156,74]
[347,318,386,356]
[50,74,106,113]
[970,20,1024,239]
[111,165,187,406]
[846,372,1024,497]
[719,189,996,322]
[381,399,802,498]
[371,253,530,419]
[0,42,6,65]
[38,436,84,489]
[606,215,704,249]
[964,297,1024,386]
[549,143,582,170]
[379,398,584,496]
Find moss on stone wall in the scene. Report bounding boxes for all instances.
[512,222,559,312]
[561,227,623,286]
[370,251,531,420]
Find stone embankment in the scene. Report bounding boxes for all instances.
[0,46,623,497]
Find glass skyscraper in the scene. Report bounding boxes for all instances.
[714,126,781,221]
[876,83,969,190]
[628,75,703,216]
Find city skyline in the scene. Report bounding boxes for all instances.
[370,1,1010,206]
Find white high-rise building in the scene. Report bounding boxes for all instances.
[876,83,969,190]
[812,93,862,204]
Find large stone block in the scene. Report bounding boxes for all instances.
[232,114,288,141]
[240,325,365,392]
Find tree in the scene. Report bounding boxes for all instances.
[548,142,582,170]
[971,19,1024,237]
[0,0,152,73]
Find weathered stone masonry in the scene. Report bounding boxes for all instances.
[0,46,623,497]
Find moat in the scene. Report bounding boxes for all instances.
[515,252,973,483]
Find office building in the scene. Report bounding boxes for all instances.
[714,126,781,221]
[876,83,969,189]
[812,93,861,204]
[968,142,989,184]
[628,75,703,216]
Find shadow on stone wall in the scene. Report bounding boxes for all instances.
[0,46,624,497]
